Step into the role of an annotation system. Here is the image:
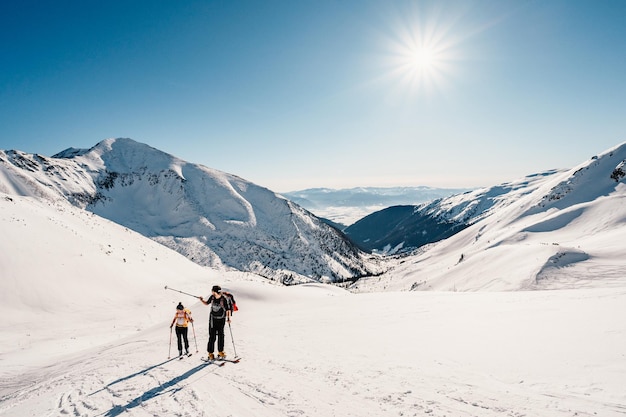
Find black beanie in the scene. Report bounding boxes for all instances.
[176,302,184,310]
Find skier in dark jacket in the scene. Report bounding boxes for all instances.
[198,285,231,360]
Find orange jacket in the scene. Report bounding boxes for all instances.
[171,308,193,328]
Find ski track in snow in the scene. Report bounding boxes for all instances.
[7,346,624,417]
[2,286,625,417]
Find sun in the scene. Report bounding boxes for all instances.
[407,45,440,76]
[378,4,466,96]
[389,31,453,94]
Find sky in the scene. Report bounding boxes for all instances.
[1,0,625,192]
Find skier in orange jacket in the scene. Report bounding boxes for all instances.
[170,302,194,357]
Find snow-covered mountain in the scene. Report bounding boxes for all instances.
[344,204,470,253]
[0,138,381,284]
[345,169,563,254]
[1,155,625,417]
[352,142,626,292]
[282,186,471,226]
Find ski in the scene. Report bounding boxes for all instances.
[217,357,241,364]
[200,357,226,366]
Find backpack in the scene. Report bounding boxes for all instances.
[175,309,192,326]
[209,296,226,319]
[222,291,238,313]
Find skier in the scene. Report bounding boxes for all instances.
[198,285,231,361]
[170,302,194,357]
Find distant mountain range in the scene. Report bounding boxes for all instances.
[282,186,470,226]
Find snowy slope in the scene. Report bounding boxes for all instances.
[0,139,380,284]
[0,194,624,416]
[0,193,238,384]
[4,285,626,417]
[352,142,626,292]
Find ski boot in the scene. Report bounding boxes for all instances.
[218,351,227,359]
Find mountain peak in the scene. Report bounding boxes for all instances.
[3,138,380,283]
[84,138,185,176]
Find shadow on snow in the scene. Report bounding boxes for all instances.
[99,361,214,417]
[89,357,179,396]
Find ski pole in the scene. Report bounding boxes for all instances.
[191,321,199,353]
[168,326,173,359]
[164,285,199,298]
[227,321,238,358]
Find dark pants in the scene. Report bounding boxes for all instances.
[208,316,226,353]
[175,326,189,354]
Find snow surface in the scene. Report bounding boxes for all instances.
[1,191,626,416]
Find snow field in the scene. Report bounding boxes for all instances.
[2,281,625,416]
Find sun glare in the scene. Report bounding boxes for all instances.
[380,4,466,96]
[408,46,439,74]
[387,39,451,95]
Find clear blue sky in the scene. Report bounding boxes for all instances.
[1,0,625,192]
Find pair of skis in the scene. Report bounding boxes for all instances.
[200,356,241,365]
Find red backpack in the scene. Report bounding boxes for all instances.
[222,291,238,313]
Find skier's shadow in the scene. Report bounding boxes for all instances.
[101,362,213,417]
[89,357,179,396]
